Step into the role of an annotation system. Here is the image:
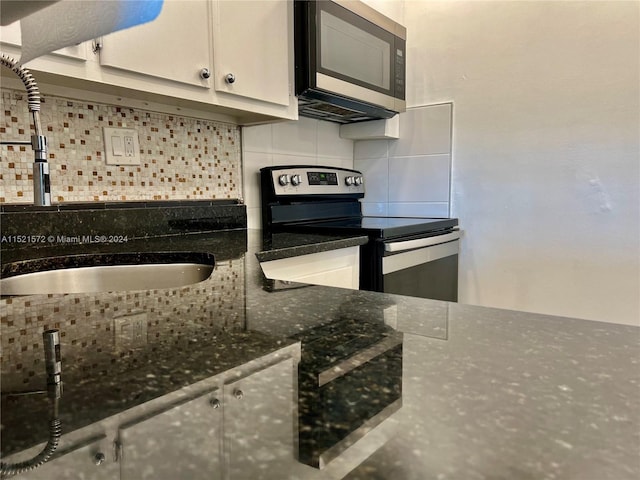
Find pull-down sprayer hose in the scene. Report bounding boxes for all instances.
[0,54,42,115]
[0,330,63,478]
[1,52,50,205]
[0,417,62,478]
[0,53,43,135]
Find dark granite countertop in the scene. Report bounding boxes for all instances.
[255,231,369,262]
[1,228,638,479]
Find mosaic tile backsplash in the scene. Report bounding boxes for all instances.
[0,258,245,393]
[0,88,241,203]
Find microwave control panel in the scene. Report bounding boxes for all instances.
[394,39,406,101]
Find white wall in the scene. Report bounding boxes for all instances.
[362,0,405,24]
[404,1,640,325]
[242,117,354,228]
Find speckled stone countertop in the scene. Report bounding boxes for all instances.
[255,231,368,262]
[1,229,639,479]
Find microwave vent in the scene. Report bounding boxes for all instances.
[297,98,362,124]
[297,95,393,124]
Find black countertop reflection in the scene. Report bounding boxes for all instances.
[1,229,639,479]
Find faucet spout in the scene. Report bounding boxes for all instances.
[31,135,50,206]
[1,53,51,206]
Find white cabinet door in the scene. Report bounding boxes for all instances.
[224,358,296,479]
[99,0,211,89]
[260,246,361,290]
[119,387,223,480]
[212,0,291,106]
[12,435,117,480]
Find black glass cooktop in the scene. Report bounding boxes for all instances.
[291,216,458,239]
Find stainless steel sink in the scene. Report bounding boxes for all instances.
[1,252,215,295]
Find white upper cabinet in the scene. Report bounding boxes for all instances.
[212,0,290,106]
[99,0,212,89]
[0,0,296,124]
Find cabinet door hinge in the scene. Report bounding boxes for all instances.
[92,37,103,54]
[113,439,123,463]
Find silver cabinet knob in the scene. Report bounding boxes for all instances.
[210,398,221,409]
[234,389,244,400]
[225,73,236,84]
[94,452,106,466]
[291,174,302,186]
[200,68,211,79]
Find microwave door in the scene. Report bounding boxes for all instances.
[294,0,406,121]
[315,75,396,111]
[315,1,400,110]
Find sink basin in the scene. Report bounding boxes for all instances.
[0,252,215,295]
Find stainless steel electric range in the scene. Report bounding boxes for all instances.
[260,166,460,301]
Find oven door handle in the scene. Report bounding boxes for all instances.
[384,230,461,253]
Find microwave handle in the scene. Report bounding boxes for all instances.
[384,230,461,253]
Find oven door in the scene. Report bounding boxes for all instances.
[298,333,403,468]
[381,231,460,302]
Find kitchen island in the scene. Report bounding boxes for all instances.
[1,228,638,479]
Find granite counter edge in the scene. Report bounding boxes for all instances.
[255,235,369,262]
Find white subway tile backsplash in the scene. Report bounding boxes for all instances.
[271,117,317,156]
[353,104,453,217]
[387,202,450,218]
[361,202,389,216]
[242,151,272,208]
[354,157,389,203]
[271,153,316,166]
[317,121,353,159]
[242,123,272,153]
[388,154,450,202]
[317,157,354,170]
[247,206,262,229]
[354,139,389,159]
[242,117,355,228]
[389,104,452,157]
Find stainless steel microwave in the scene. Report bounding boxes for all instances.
[294,0,406,124]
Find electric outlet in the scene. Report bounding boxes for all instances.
[114,313,148,352]
[124,136,135,157]
[103,127,141,165]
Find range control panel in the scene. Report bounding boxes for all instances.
[263,166,365,197]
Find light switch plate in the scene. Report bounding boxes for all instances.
[103,127,141,165]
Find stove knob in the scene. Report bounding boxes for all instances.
[354,176,363,186]
[278,174,290,186]
[291,174,302,186]
[345,176,355,186]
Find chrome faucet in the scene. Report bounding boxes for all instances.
[1,53,51,206]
